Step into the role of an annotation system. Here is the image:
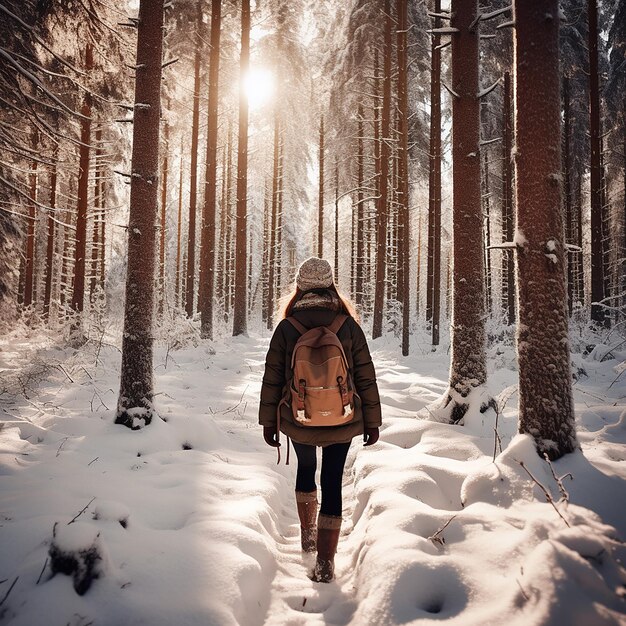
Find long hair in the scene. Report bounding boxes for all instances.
[279,284,359,322]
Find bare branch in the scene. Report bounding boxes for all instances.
[478,77,501,98]
[518,461,570,527]
[67,497,96,525]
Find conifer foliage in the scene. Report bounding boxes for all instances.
[0,0,624,458]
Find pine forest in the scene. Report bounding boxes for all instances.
[0,1,625,624]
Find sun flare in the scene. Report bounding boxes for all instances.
[243,68,275,110]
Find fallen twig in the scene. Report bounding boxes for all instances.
[55,363,74,383]
[68,497,96,525]
[428,515,457,547]
[543,453,572,502]
[56,437,69,457]
[0,576,19,607]
[516,578,529,601]
[36,558,48,585]
[518,461,570,527]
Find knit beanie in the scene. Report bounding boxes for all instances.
[296,257,334,291]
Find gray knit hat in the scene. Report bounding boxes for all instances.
[296,257,334,291]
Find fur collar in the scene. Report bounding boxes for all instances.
[292,290,341,312]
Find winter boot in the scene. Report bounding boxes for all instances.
[295,490,318,553]
[311,513,341,582]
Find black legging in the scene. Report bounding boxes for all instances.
[292,440,351,517]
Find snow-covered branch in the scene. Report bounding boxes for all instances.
[481,6,512,21]
[478,78,501,98]
[427,27,460,34]
[480,137,502,147]
[442,82,460,99]
[427,11,452,20]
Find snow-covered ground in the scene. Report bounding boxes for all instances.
[0,326,625,625]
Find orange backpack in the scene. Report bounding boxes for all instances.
[285,314,354,427]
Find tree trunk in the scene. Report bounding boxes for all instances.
[71,42,93,322]
[116,0,164,429]
[563,76,574,314]
[232,0,250,336]
[159,120,168,315]
[262,177,270,325]
[217,142,228,308]
[267,112,279,328]
[501,71,515,326]
[199,0,222,339]
[225,122,234,314]
[446,0,487,421]
[175,144,184,309]
[276,135,284,298]
[90,127,103,301]
[588,0,605,325]
[575,174,585,306]
[356,103,365,307]
[623,115,626,320]
[44,143,58,319]
[397,0,410,356]
[99,153,106,292]
[416,211,422,317]
[186,0,203,318]
[318,114,324,258]
[372,0,392,339]
[23,129,38,308]
[428,0,442,345]
[334,158,339,282]
[483,151,492,314]
[514,0,577,459]
[600,140,611,325]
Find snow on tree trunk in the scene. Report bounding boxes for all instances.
[513,0,577,460]
[199,0,222,340]
[446,0,487,421]
[232,0,250,337]
[116,0,164,430]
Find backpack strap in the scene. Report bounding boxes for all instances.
[286,317,307,335]
[327,314,348,335]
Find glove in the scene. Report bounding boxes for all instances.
[263,426,281,448]
[363,427,379,446]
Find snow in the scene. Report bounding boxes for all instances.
[0,328,625,625]
[514,229,527,248]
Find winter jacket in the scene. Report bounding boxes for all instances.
[259,307,382,446]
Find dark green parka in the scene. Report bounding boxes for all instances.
[259,307,382,446]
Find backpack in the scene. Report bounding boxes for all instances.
[285,314,354,427]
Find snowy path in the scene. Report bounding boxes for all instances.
[261,348,443,625]
[1,331,625,626]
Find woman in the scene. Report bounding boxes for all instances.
[259,257,381,583]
